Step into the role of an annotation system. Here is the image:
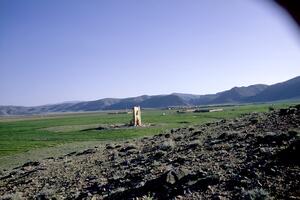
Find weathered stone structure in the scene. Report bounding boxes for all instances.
[132,106,142,126]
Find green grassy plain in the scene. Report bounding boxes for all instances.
[0,103,294,158]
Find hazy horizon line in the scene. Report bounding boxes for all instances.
[3,75,299,107]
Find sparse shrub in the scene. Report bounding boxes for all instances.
[160,139,175,151]
[138,192,154,200]
[243,188,271,200]
[221,143,231,150]
[268,106,275,111]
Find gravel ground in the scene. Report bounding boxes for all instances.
[0,105,299,200]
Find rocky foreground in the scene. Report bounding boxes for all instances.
[0,106,300,200]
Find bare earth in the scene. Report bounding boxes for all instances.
[0,106,299,199]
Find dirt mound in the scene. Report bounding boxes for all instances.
[0,106,299,199]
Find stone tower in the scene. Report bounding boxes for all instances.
[132,106,142,126]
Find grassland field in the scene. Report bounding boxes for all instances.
[0,103,296,170]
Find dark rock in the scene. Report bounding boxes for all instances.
[172,156,186,165]
[104,168,220,200]
[209,139,222,145]
[288,130,299,138]
[66,152,77,157]
[288,108,297,114]
[153,151,166,159]
[165,168,190,185]
[119,145,136,152]
[76,149,96,156]
[218,132,228,140]
[94,160,103,166]
[249,117,259,124]
[242,189,270,200]
[294,104,300,110]
[106,145,114,150]
[279,108,289,116]
[192,130,202,136]
[188,127,195,131]
[257,132,294,145]
[36,193,47,200]
[174,135,183,141]
[22,161,40,167]
[159,140,175,151]
[85,182,101,194]
[188,140,201,149]
[275,139,300,165]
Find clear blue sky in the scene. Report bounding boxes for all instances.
[1,0,300,106]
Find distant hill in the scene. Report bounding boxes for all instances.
[245,76,300,102]
[140,94,188,108]
[1,76,299,116]
[211,84,268,104]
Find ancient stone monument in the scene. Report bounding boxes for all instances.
[132,106,142,126]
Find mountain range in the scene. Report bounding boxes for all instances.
[1,76,300,116]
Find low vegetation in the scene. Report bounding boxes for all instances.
[0,103,299,199]
[0,103,294,159]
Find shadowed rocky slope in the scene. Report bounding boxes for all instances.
[0,105,299,199]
